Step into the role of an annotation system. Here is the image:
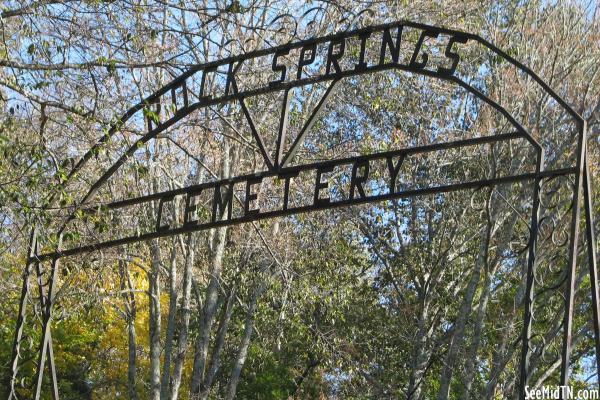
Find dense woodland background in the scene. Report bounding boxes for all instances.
[1,0,599,399]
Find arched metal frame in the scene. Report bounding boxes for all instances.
[7,21,598,399]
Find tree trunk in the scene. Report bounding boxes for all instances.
[191,138,232,396]
[437,195,493,400]
[462,209,518,399]
[120,261,138,400]
[225,279,267,400]
[170,233,196,400]
[462,267,490,400]
[149,241,162,400]
[199,287,236,400]
[160,238,179,399]
[190,225,227,395]
[484,329,512,398]
[407,300,431,400]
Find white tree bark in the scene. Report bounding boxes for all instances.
[437,194,493,400]
[191,138,232,396]
[120,261,138,400]
[199,286,236,400]
[170,233,196,400]
[190,226,227,396]
[160,237,179,400]
[225,279,268,400]
[149,241,162,400]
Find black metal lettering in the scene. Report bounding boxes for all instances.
[225,60,244,95]
[409,30,439,69]
[156,195,174,232]
[379,26,403,65]
[146,97,161,131]
[270,49,289,87]
[350,159,369,199]
[314,165,333,205]
[326,38,345,76]
[212,183,234,222]
[171,80,188,114]
[297,43,317,80]
[244,177,262,216]
[183,188,203,227]
[355,31,371,71]
[386,155,405,194]
[200,66,217,101]
[438,34,468,76]
[281,171,299,210]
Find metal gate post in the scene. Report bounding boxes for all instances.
[33,235,62,400]
[583,151,600,384]
[7,227,37,400]
[560,121,587,387]
[519,149,544,397]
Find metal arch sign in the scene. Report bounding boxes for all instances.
[132,21,470,172]
[138,21,469,172]
[47,133,571,259]
[8,20,599,400]
[36,20,544,260]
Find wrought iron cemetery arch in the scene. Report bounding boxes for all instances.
[8,20,598,399]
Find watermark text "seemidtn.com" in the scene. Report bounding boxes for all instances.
[525,386,599,400]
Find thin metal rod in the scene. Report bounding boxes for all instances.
[446,75,541,153]
[7,227,37,400]
[281,79,340,167]
[239,98,273,170]
[560,122,587,386]
[34,236,62,400]
[275,89,291,169]
[519,148,544,396]
[583,151,600,384]
[35,261,59,400]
